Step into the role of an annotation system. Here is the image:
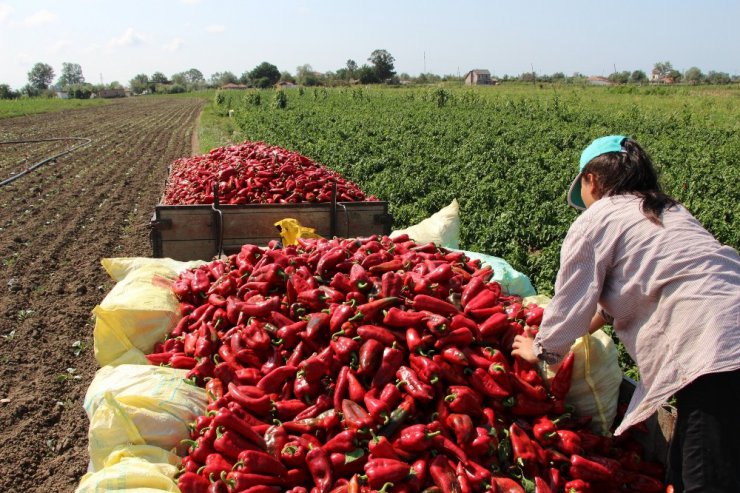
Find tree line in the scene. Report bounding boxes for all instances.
[1,53,737,100]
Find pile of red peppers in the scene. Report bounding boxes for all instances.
[162,141,377,205]
[151,235,667,493]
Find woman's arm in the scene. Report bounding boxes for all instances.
[589,312,606,334]
[512,311,605,365]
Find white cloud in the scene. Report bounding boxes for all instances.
[181,0,202,4]
[108,27,146,48]
[0,3,14,23]
[205,24,225,33]
[163,37,185,52]
[16,9,57,27]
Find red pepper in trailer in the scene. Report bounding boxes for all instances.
[158,235,667,493]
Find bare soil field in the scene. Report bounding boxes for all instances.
[0,96,205,493]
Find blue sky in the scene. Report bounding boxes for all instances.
[1,0,738,88]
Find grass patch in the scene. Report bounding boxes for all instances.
[0,97,109,119]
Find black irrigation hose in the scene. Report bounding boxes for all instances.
[0,137,92,187]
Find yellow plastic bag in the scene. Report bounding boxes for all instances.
[275,218,323,246]
[545,330,622,435]
[85,365,207,471]
[391,199,460,249]
[103,445,181,469]
[75,456,180,493]
[93,257,201,366]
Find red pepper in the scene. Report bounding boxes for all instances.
[411,294,459,316]
[201,452,234,480]
[357,324,398,346]
[478,312,510,339]
[509,422,537,470]
[306,446,334,493]
[445,413,474,444]
[371,346,405,389]
[330,304,355,334]
[227,383,273,416]
[234,449,287,476]
[554,429,583,456]
[409,354,441,384]
[394,424,441,452]
[381,271,404,298]
[256,365,298,393]
[569,454,617,482]
[225,472,285,491]
[434,328,474,349]
[364,393,391,423]
[396,365,435,403]
[280,441,308,468]
[504,395,553,417]
[178,472,211,493]
[460,277,485,308]
[625,473,664,493]
[384,307,427,328]
[549,351,575,400]
[274,399,307,421]
[352,297,400,323]
[469,367,510,398]
[331,336,360,363]
[532,416,559,446]
[341,399,374,430]
[563,479,591,493]
[440,346,469,367]
[463,288,499,313]
[491,476,525,493]
[368,431,400,460]
[363,458,413,489]
[428,455,462,493]
[510,373,549,401]
[444,386,483,416]
[212,406,267,450]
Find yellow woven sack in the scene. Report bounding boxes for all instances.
[545,330,622,436]
[85,365,207,471]
[93,257,201,366]
[275,218,323,246]
[75,456,179,493]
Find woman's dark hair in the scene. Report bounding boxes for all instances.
[582,138,678,224]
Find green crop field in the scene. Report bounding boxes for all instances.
[0,97,108,119]
[207,84,739,294]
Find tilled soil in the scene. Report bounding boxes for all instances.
[0,96,205,493]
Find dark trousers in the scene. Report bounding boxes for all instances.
[667,369,740,493]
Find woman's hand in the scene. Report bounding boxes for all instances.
[511,328,539,365]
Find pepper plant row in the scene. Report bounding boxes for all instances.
[163,141,377,205]
[150,235,666,493]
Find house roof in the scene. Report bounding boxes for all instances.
[469,69,491,75]
[221,83,248,89]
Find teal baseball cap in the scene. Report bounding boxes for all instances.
[567,135,628,210]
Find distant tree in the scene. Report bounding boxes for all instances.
[629,70,648,84]
[398,72,411,82]
[108,81,123,89]
[652,61,674,79]
[129,73,152,94]
[683,67,704,85]
[57,63,85,87]
[296,64,321,86]
[280,71,296,83]
[67,83,94,99]
[346,59,358,79]
[0,84,17,99]
[185,68,205,85]
[28,62,55,90]
[608,71,630,84]
[248,62,280,88]
[519,72,536,83]
[357,64,379,84]
[706,71,731,84]
[335,68,349,81]
[171,72,187,86]
[151,72,169,84]
[209,71,238,87]
[551,72,566,81]
[368,49,395,81]
[667,69,682,83]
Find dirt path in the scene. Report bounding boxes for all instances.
[0,96,205,493]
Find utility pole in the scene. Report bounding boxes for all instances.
[423,51,426,74]
[531,63,536,85]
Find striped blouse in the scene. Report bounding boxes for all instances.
[533,194,740,435]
